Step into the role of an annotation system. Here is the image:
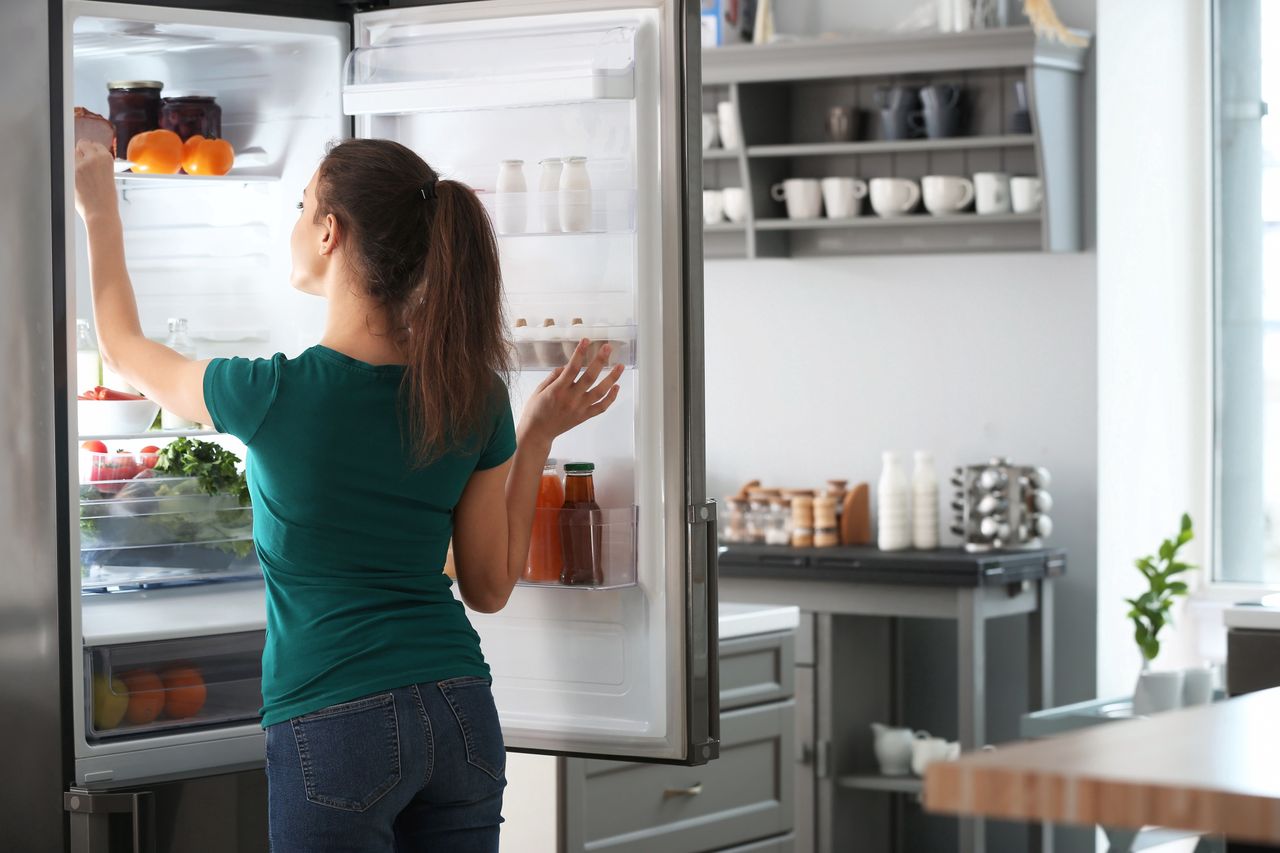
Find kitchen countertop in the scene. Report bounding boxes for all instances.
[718,601,800,639]
[925,686,1280,844]
[1225,598,1280,630]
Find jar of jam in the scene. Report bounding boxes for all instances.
[106,81,163,159]
[159,95,221,142]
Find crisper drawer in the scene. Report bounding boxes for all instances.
[80,471,258,590]
[86,631,264,741]
[577,701,794,853]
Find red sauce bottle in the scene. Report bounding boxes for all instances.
[559,462,603,585]
[525,463,564,583]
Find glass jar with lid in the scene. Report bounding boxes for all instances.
[722,497,748,544]
[764,498,792,545]
[107,81,163,158]
[160,95,221,142]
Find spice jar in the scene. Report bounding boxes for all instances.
[107,80,163,158]
[765,498,792,545]
[723,497,748,544]
[791,495,815,548]
[814,495,839,548]
[160,95,221,142]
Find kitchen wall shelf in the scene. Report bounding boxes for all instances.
[699,26,1090,258]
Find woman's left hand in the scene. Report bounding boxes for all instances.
[74,140,119,223]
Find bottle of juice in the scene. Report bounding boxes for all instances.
[525,461,564,583]
[560,462,603,585]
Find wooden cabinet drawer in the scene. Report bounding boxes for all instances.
[568,701,794,853]
[719,632,794,712]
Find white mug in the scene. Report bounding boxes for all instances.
[771,178,822,219]
[717,101,742,151]
[701,113,720,151]
[1011,176,1043,213]
[869,178,921,218]
[974,172,1012,215]
[922,175,975,215]
[702,189,725,224]
[722,187,748,223]
[910,733,961,777]
[820,177,868,219]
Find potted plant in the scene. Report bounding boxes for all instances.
[1126,514,1195,714]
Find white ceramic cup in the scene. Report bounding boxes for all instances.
[717,101,742,151]
[1133,669,1185,716]
[974,172,1012,215]
[701,113,720,151]
[702,189,725,224]
[910,733,961,777]
[1182,666,1215,706]
[922,175,975,215]
[1011,176,1043,213]
[869,177,921,218]
[722,187,748,223]
[771,178,822,219]
[820,177,869,219]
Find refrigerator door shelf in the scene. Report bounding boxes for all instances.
[114,171,280,186]
[85,631,263,742]
[343,22,638,115]
[481,189,637,236]
[514,324,636,371]
[519,504,637,590]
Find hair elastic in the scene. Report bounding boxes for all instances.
[420,177,439,201]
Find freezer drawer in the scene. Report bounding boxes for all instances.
[85,631,263,741]
[574,702,795,853]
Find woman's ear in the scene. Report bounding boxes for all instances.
[320,213,340,257]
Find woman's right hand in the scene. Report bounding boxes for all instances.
[517,340,623,447]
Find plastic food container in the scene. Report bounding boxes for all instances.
[77,398,160,436]
[79,467,257,590]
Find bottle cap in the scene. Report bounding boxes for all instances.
[564,462,595,473]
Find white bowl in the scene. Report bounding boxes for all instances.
[78,399,160,436]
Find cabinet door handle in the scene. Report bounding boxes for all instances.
[663,782,703,798]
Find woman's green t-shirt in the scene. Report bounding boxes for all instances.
[203,345,515,728]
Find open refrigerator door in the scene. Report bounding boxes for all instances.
[350,0,715,763]
[65,1,348,786]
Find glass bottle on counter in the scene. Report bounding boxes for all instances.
[525,461,564,583]
[160,318,197,430]
[559,462,603,585]
[75,319,100,394]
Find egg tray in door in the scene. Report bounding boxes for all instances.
[949,457,1053,552]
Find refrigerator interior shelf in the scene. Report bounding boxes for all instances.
[81,581,267,646]
[85,630,264,741]
[114,171,280,186]
[79,428,219,442]
[344,73,633,115]
[520,504,637,590]
[81,560,261,593]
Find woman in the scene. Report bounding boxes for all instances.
[74,137,622,852]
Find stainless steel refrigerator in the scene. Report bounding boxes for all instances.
[1,0,714,849]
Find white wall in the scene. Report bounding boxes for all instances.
[1094,0,1212,696]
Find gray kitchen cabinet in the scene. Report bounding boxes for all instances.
[561,630,796,853]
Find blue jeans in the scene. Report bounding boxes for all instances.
[266,677,506,853]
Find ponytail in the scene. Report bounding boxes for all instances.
[312,139,509,465]
[402,179,508,463]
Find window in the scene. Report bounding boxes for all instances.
[1215,0,1280,583]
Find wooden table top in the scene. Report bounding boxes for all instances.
[925,687,1280,843]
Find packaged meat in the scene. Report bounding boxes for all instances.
[73,107,116,157]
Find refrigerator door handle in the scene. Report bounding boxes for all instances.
[687,499,720,764]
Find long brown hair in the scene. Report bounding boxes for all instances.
[313,138,509,463]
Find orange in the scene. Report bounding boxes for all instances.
[126,129,183,175]
[121,669,165,724]
[160,665,207,719]
[181,136,235,176]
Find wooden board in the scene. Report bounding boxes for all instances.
[924,687,1280,843]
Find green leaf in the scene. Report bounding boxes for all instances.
[1167,581,1189,596]
[1144,636,1161,662]
[1159,541,1174,561]
[1167,561,1196,575]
